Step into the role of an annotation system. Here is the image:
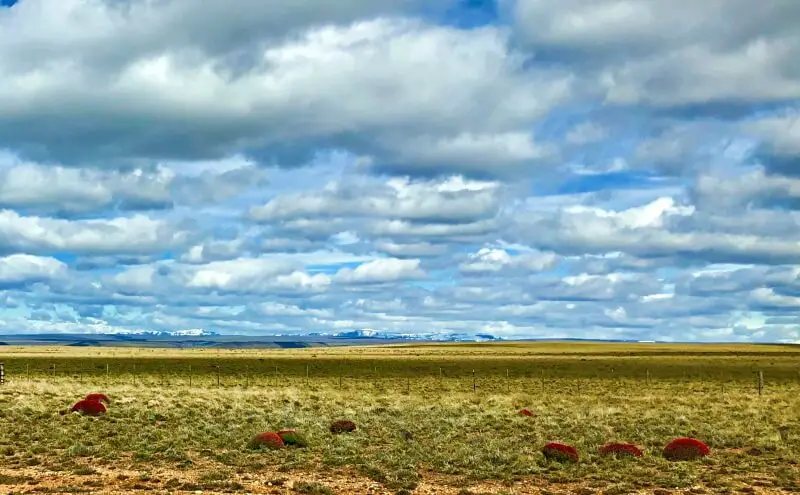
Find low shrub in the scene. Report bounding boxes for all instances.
[663,437,710,461]
[247,432,284,450]
[329,419,357,434]
[70,399,107,417]
[542,442,579,463]
[278,429,308,447]
[598,442,643,458]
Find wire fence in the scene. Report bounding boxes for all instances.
[0,360,795,397]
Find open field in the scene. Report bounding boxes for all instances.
[1,343,799,494]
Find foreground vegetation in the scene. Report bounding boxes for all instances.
[0,343,798,494]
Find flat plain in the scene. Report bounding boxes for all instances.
[0,342,798,494]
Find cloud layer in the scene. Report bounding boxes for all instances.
[1,0,799,342]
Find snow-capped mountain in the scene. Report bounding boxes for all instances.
[329,330,502,342]
[94,329,219,337]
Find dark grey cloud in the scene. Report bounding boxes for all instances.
[0,4,570,178]
[0,153,270,215]
[511,0,800,108]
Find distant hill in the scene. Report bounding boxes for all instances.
[0,329,509,349]
[0,333,415,349]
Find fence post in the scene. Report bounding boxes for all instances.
[0,362,4,385]
[472,369,476,392]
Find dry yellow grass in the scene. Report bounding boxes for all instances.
[0,343,798,494]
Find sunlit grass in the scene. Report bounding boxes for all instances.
[0,344,798,493]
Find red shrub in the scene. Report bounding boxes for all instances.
[329,419,357,434]
[542,442,579,463]
[663,437,710,461]
[248,432,284,450]
[85,393,110,404]
[518,408,534,417]
[70,399,107,416]
[598,442,643,458]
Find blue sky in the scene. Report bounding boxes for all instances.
[0,0,799,342]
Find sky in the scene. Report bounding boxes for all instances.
[0,0,799,342]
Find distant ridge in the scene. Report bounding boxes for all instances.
[0,333,792,349]
[0,329,508,346]
[0,333,418,349]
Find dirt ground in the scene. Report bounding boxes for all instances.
[0,465,794,495]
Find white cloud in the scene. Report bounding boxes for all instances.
[0,210,190,255]
[0,254,66,284]
[335,258,425,284]
[250,175,502,223]
[460,247,558,274]
[182,258,301,291]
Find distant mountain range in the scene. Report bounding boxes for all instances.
[2,328,504,342]
[0,331,793,348]
[56,329,220,337]
[323,330,502,342]
[0,329,672,349]
[0,330,505,349]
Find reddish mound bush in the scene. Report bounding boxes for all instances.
[542,442,579,463]
[598,442,643,458]
[70,399,107,416]
[329,419,357,434]
[663,437,710,461]
[518,408,534,417]
[247,432,284,450]
[85,393,110,404]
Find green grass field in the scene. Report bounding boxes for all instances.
[0,343,798,494]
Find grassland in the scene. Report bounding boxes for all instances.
[0,342,798,494]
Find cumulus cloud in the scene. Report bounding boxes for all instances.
[0,210,191,255]
[2,0,800,342]
[334,258,425,284]
[0,254,66,286]
[0,5,571,176]
[0,151,269,214]
[459,247,558,275]
[512,0,800,107]
[251,176,502,223]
